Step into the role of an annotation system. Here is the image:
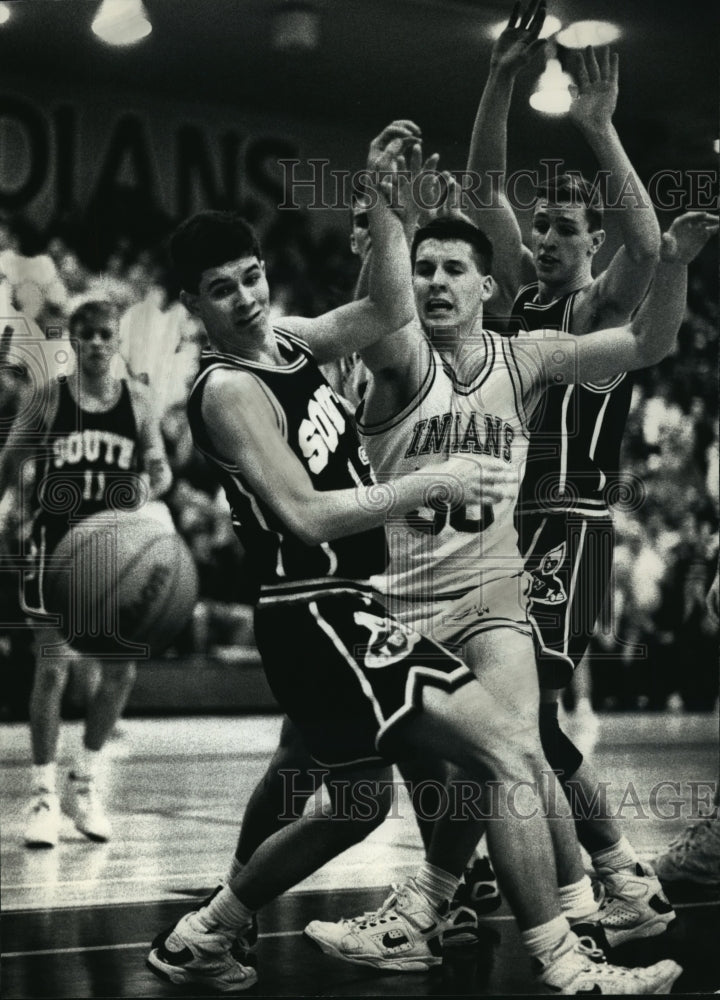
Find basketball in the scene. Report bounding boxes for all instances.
[44,506,198,657]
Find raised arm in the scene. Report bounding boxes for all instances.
[201,370,510,546]
[525,213,718,388]
[568,47,662,323]
[465,1,545,308]
[128,379,173,500]
[280,122,421,365]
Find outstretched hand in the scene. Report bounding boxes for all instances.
[490,0,547,76]
[367,119,421,174]
[567,46,619,134]
[368,121,441,234]
[661,212,719,264]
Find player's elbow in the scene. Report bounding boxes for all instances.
[151,465,173,499]
[626,243,661,266]
[283,503,326,547]
[629,330,674,369]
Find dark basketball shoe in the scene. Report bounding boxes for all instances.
[147,911,257,992]
[151,885,258,967]
[452,856,502,915]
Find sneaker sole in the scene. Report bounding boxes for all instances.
[304,927,440,972]
[649,961,683,994]
[146,949,258,992]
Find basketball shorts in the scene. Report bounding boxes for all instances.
[517,511,615,690]
[254,587,475,770]
[21,519,63,620]
[383,571,533,657]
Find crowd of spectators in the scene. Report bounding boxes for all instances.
[0,205,717,715]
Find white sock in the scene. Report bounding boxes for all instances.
[592,835,639,873]
[201,885,254,930]
[413,862,460,909]
[558,876,597,920]
[225,856,244,884]
[32,762,57,794]
[521,915,571,964]
[73,746,103,781]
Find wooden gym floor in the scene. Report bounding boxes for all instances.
[1,712,718,997]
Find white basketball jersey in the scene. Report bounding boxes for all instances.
[357,330,529,603]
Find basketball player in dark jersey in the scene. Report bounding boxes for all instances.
[0,300,171,847]
[463,1,711,945]
[145,125,690,994]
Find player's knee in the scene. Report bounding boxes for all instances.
[539,702,583,780]
[101,661,137,688]
[322,787,391,847]
[467,727,540,784]
[33,659,71,691]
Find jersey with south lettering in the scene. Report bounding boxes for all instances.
[31,377,142,553]
[357,330,529,603]
[186,328,386,601]
[512,282,633,515]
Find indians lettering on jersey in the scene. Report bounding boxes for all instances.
[359,335,529,601]
[52,430,136,470]
[404,411,514,463]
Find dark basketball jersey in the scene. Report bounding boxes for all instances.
[186,328,387,601]
[31,377,142,550]
[511,282,633,515]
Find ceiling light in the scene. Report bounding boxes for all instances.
[0,4,11,26]
[91,0,152,46]
[556,20,621,48]
[272,2,320,51]
[529,58,573,115]
[487,15,562,40]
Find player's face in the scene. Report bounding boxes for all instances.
[412,239,491,335]
[350,209,371,259]
[73,318,119,375]
[531,201,601,287]
[190,256,271,346]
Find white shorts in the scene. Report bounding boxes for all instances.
[383,571,533,655]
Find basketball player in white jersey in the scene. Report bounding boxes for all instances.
[145,126,686,995]
[0,300,172,847]
[304,125,715,977]
[461,0,714,946]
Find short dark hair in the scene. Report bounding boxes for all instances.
[411,217,494,275]
[535,173,604,232]
[69,300,118,335]
[170,211,263,293]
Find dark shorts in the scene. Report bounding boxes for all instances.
[21,520,62,620]
[518,511,615,690]
[254,587,475,770]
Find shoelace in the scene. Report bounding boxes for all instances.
[565,937,665,985]
[342,882,422,932]
[575,936,607,965]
